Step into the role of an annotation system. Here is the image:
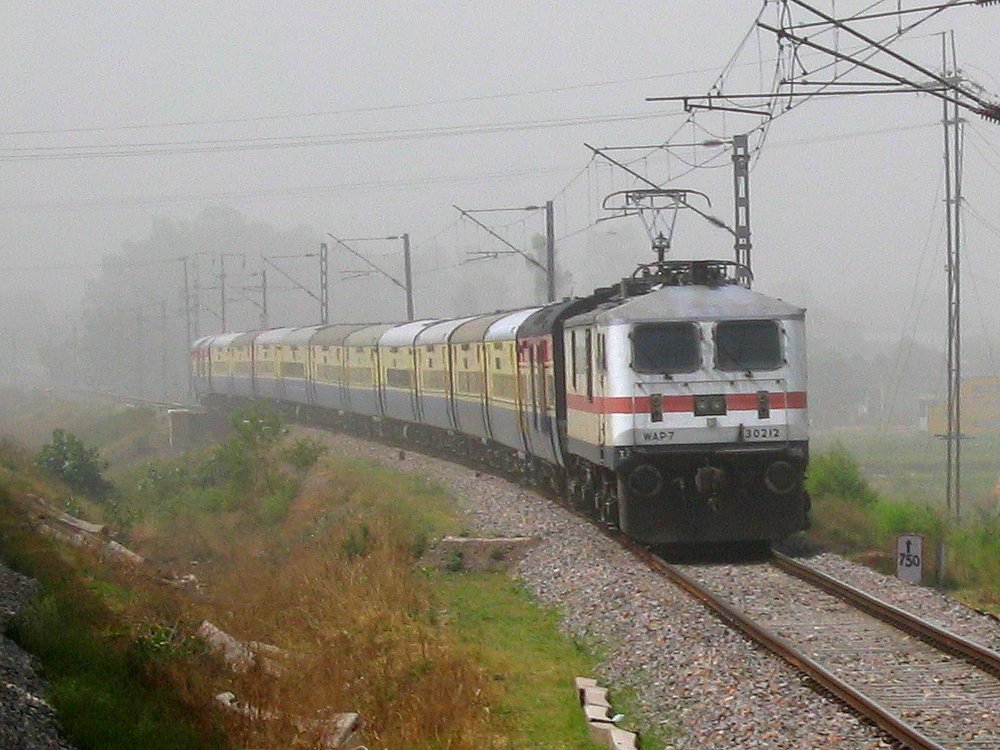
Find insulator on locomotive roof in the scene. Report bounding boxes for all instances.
[981,103,1000,124]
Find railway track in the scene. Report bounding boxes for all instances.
[616,537,1000,750]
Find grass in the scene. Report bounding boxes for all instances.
[0,487,224,750]
[435,572,601,749]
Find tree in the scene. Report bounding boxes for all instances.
[35,429,110,497]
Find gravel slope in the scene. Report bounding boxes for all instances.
[0,561,79,750]
[304,429,907,749]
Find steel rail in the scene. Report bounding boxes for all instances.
[64,387,191,410]
[772,551,1000,678]
[612,535,948,750]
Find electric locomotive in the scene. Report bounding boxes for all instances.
[559,258,809,544]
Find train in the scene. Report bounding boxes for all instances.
[191,257,810,545]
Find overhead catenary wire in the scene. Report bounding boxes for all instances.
[0,163,581,213]
[0,66,767,139]
[0,110,686,162]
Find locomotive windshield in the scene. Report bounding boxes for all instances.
[715,319,782,371]
[631,323,700,374]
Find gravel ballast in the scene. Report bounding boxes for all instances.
[303,430,922,748]
[0,561,79,750]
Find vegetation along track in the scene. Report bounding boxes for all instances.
[186,403,999,749]
[617,539,1000,750]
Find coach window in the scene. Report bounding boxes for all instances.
[631,323,700,374]
[715,319,783,372]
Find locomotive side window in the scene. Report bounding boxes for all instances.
[715,320,782,372]
[631,323,700,374]
[570,330,578,391]
[584,328,593,402]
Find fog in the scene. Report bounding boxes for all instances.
[1,2,998,426]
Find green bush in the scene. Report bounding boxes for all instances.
[342,523,373,559]
[948,513,1000,594]
[281,437,327,469]
[873,498,945,541]
[806,443,878,506]
[259,470,298,524]
[228,401,285,446]
[35,429,111,497]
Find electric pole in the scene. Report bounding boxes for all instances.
[942,30,966,524]
[159,300,168,401]
[327,233,415,321]
[402,233,414,320]
[320,242,330,324]
[454,204,556,303]
[261,268,269,328]
[219,254,227,333]
[180,256,193,396]
[732,134,752,278]
[544,202,555,302]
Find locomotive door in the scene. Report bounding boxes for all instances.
[595,330,607,454]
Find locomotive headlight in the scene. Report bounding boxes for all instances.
[694,394,727,417]
[764,460,799,495]
[626,464,664,498]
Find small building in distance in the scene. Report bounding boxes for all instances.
[925,376,1000,435]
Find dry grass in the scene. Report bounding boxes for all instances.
[119,446,504,750]
[205,529,498,749]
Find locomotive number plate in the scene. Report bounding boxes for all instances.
[742,426,786,441]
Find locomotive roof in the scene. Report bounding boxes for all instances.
[518,293,617,339]
[565,284,804,327]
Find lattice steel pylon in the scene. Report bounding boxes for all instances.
[942,34,965,526]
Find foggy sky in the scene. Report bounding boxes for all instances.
[2,2,999,359]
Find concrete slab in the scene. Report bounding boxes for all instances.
[582,685,611,708]
[606,727,640,750]
[584,703,611,723]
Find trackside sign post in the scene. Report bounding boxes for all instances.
[896,533,924,584]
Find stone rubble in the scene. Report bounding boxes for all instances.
[0,561,79,750]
